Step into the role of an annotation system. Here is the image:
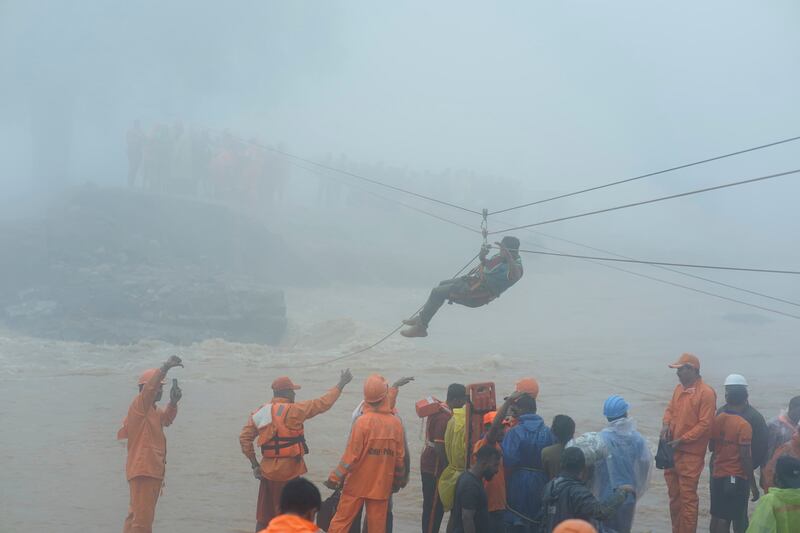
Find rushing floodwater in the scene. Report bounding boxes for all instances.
[1,277,796,532]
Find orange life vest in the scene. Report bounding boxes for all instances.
[253,403,308,458]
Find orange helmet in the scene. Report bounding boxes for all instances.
[516,377,539,399]
[483,411,497,426]
[553,519,597,533]
[137,368,165,386]
[364,374,389,403]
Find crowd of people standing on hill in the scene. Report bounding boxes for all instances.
[125,120,289,210]
[117,353,800,533]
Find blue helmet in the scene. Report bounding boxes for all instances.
[603,395,629,419]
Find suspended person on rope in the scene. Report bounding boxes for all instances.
[401,236,523,338]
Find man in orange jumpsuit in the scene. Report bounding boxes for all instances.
[661,353,717,533]
[240,369,353,531]
[325,374,406,533]
[118,355,184,533]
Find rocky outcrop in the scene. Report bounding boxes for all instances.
[0,186,302,344]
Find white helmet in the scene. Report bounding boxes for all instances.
[724,374,748,387]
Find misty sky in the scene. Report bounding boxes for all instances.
[2,1,799,277]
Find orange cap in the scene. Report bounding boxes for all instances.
[553,519,598,533]
[364,374,389,403]
[516,378,540,398]
[271,376,301,391]
[668,353,700,370]
[138,368,165,386]
[483,411,497,426]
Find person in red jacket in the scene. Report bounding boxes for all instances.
[117,355,183,533]
[661,353,717,533]
[325,375,406,533]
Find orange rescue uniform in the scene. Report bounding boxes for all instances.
[240,387,342,527]
[117,368,177,533]
[261,513,323,532]
[473,437,506,512]
[710,412,752,479]
[762,432,800,491]
[327,401,406,533]
[662,377,716,533]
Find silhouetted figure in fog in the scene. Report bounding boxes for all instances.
[127,120,145,187]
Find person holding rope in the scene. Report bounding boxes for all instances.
[401,235,523,338]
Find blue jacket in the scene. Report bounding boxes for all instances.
[502,413,555,525]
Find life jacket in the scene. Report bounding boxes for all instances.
[253,403,308,458]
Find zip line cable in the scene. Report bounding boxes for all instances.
[509,248,800,275]
[275,253,481,369]
[515,239,800,320]
[234,134,800,317]
[490,134,800,215]
[232,135,482,216]
[521,229,800,308]
[290,162,482,235]
[489,168,800,234]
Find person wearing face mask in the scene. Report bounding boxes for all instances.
[450,445,503,533]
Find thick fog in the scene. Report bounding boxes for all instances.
[1,2,799,532]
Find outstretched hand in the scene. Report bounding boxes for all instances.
[323,479,340,490]
[391,376,415,388]
[163,355,184,370]
[337,369,353,390]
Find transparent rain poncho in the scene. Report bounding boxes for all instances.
[592,417,653,500]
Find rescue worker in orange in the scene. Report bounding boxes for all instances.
[473,409,511,533]
[117,355,184,533]
[324,374,407,533]
[240,369,354,531]
[661,353,716,533]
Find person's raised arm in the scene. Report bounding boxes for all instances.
[141,355,183,407]
[487,391,523,444]
[291,369,353,425]
[495,242,521,281]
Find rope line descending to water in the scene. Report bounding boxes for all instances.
[274,253,480,369]
[489,168,800,234]
[234,135,482,215]
[512,248,800,275]
[490,134,800,215]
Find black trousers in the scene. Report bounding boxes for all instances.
[421,472,445,533]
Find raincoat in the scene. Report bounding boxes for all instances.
[502,413,556,526]
[437,406,466,511]
[746,487,800,533]
[594,417,652,533]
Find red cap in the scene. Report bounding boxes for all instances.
[483,411,497,426]
[138,368,165,386]
[271,376,301,391]
[668,353,700,370]
[515,378,540,399]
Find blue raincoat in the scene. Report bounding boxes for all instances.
[502,413,555,527]
[593,417,653,533]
